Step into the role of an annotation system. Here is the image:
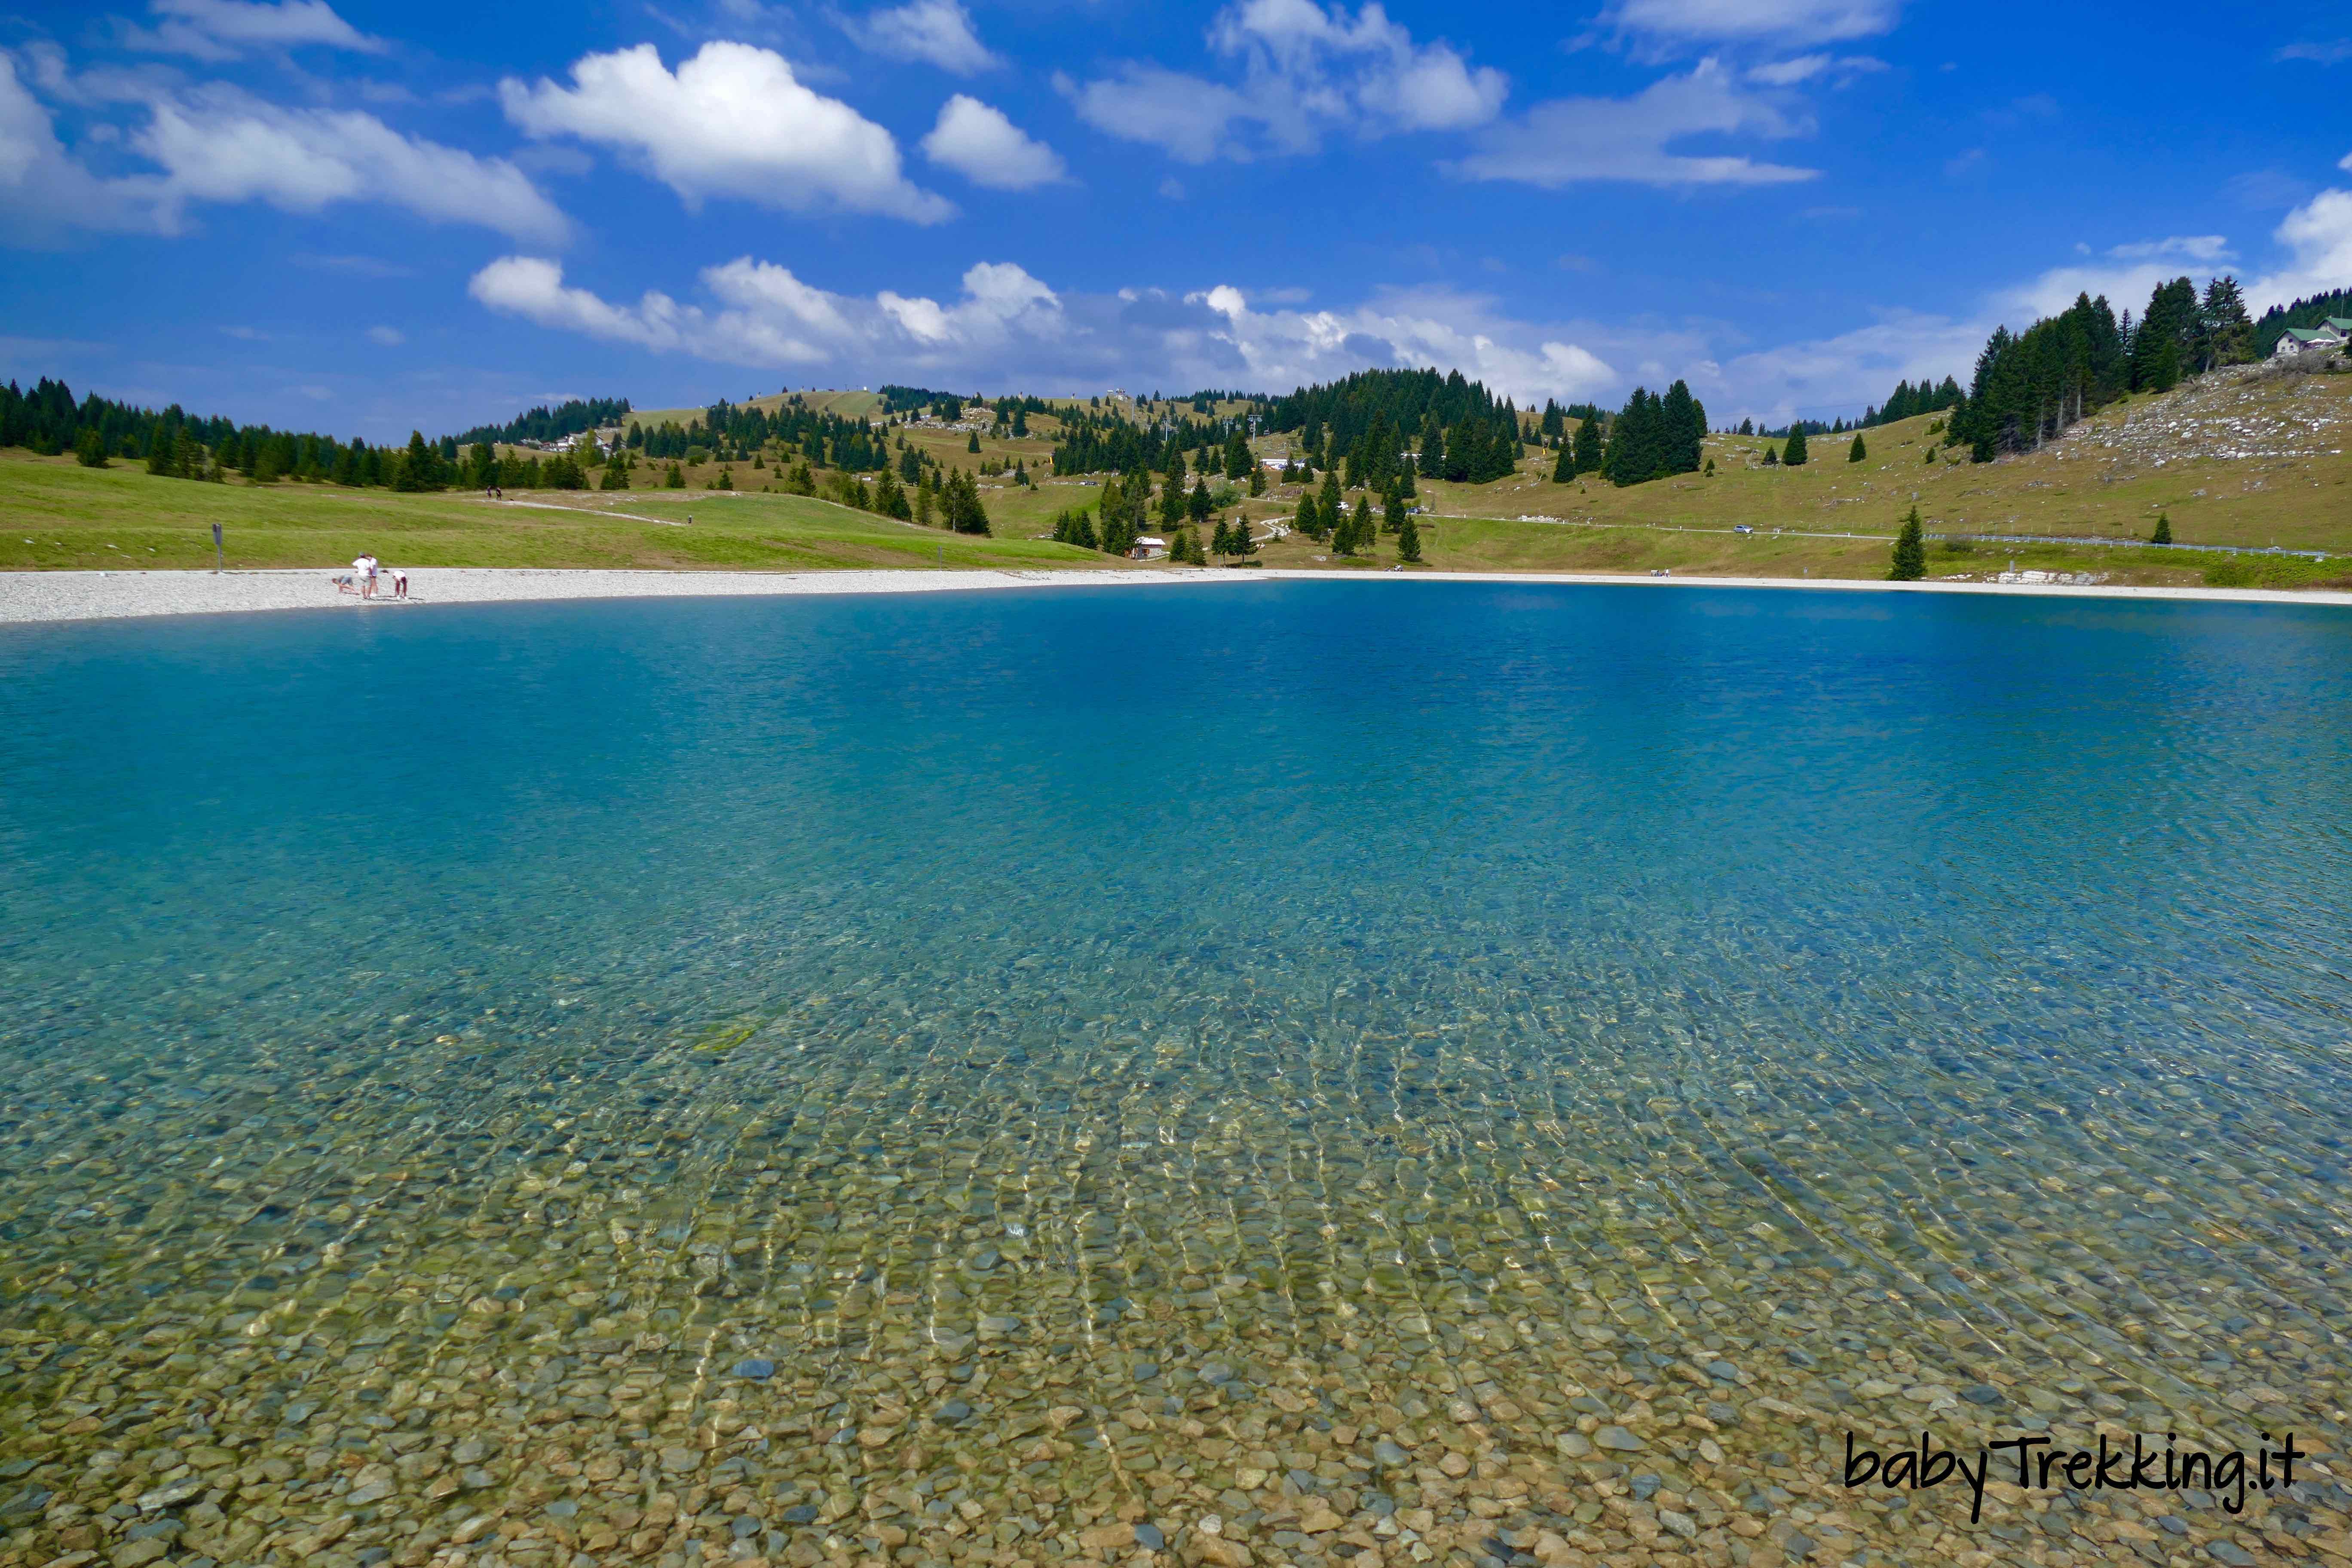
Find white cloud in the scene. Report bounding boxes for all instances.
[1746,53,1883,85]
[1066,0,1504,163]
[920,95,1065,189]
[2103,235,2230,262]
[2340,149,2352,172]
[2248,187,2352,312]
[367,325,403,344]
[500,43,951,223]
[843,0,999,74]
[1702,309,1988,428]
[1610,0,1903,48]
[0,55,167,241]
[122,0,383,61]
[468,254,1063,368]
[468,252,1624,407]
[1453,59,1819,188]
[2276,40,2352,65]
[137,86,570,242]
[1,58,562,245]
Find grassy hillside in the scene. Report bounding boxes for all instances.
[1246,362,2352,588]
[0,456,1107,573]
[5,365,2345,586]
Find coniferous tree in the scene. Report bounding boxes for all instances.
[1848,433,1867,463]
[1318,469,1342,534]
[2150,512,2173,545]
[1570,413,1603,477]
[1782,427,1809,466]
[1159,472,1188,529]
[395,430,439,491]
[74,427,110,467]
[1247,463,1265,497]
[600,454,629,490]
[1889,505,1926,580]
[1210,516,1233,557]
[1293,492,1320,542]
[665,462,686,488]
[2197,277,2253,371]
[1223,430,1251,481]
[1230,514,1255,555]
[2132,277,2198,391]
[874,468,911,519]
[1396,511,1422,563]
[1188,475,1213,524]
[943,470,992,534]
[1383,487,1406,536]
[145,420,173,475]
[1552,442,1574,483]
[1351,495,1374,551]
[966,431,980,453]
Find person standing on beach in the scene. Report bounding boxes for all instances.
[352,553,371,599]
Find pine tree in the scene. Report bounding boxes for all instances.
[1571,413,1602,477]
[1552,443,1574,483]
[600,455,628,490]
[1848,433,1866,462]
[1889,505,1926,581]
[1396,511,1422,563]
[74,427,110,468]
[1230,514,1255,555]
[1318,469,1342,534]
[2150,512,2172,545]
[1383,487,1406,536]
[1247,463,1265,497]
[665,462,686,488]
[966,431,980,453]
[1188,475,1213,523]
[394,430,438,491]
[1351,495,1374,551]
[1210,517,1233,557]
[1782,428,1809,466]
[145,420,173,476]
[1223,430,1250,481]
[1294,492,1320,542]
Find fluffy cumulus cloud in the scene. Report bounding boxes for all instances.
[120,0,383,61]
[1454,59,1819,187]
[0,55,566,245]
[468,252,1624,405]
[920,96,1066,189]
[1065,0,1505,163]
[1608,0,1904,49]
[137,87,570,241]
[467,254,1063,369]
[2249,187,2352,311]
[500,43,952,223]
[842,0,998,75]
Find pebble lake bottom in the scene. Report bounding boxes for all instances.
[0,580,2346,1568]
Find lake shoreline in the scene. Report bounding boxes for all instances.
[3,563,2349,624]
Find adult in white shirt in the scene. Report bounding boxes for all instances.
[351,554,370,598]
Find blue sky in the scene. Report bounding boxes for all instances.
[3,0,2350,440]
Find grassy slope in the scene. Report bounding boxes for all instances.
[8,374,2344,584]
[1240,368,2352,588]
[0,456,1108,573]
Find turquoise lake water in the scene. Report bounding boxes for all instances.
[1,581,2347,1568]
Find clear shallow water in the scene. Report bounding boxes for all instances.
[1,581,2348,1568]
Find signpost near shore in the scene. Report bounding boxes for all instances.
[211,523,223,574]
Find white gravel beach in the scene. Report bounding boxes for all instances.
[1,566,2347,625]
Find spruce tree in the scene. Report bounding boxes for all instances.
[1783,428,1809,466]
[1351,495,1374,551]
[1247,464,1265,497]
[1231,514,1254,555]
[1318,469,1342,532]
[1188,475,1212,523]
[145,420,172,476]
[1889,505,1926,581]
[1396,511,1422,563]
[666,462,686,488]
[74,428,110,468]
[966,431,980,453]
[2150,512,2173,545]
[1571,413,1602,477]
[1210,517,1232,557]
[1848,433,1867,462]
[1383,487,1406,536]
[1552,443,1574,483]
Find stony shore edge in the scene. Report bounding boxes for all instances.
[2,567,2348,625]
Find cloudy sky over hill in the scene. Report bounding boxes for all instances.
[3,0,2349,436]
